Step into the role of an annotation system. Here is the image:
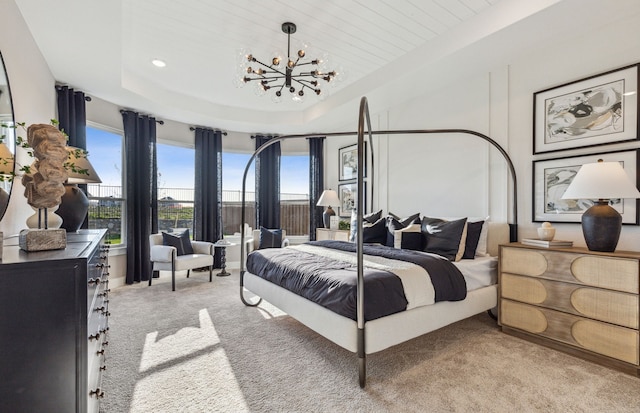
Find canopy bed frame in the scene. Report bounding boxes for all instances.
[239,97,518,387]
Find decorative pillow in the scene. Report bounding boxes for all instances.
[475,217,490,257]
[162,229,194,256]
[421,217,468,261]
[362,217,387,244]
[462,220,484,259]
[389,212,421,226]
[363,209,383,224]
[259,227,283,249]
[393,223,422,250]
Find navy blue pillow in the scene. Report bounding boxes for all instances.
[463,220,484,259]
[362,217,387,244]
[389,212,421,226]
[162,229,194,256]
[259,227,283,249]
[363,209,383,224]
[400,232,424,251]
[421,217,467,261]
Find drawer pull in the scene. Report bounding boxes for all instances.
[88,333,100,341]
[94,306,106,313]
[89,388,105,398]
[96,349,105,356]
[95,263,105,269]
[100,365,107,371]
[87,278,100,286]
[99,327,110,334]
[102,341,109,347]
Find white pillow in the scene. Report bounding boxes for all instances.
[475,216,490,257]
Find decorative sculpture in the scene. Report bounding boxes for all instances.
[21,123,68,210]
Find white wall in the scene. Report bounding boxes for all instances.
[0,0,56,236]
[323,4,640,250]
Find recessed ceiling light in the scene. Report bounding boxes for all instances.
[152,59,166,68]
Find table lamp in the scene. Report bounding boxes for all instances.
[561,159,640,252]
[57,147,102,232]
[317,189,340,229]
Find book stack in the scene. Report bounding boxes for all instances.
[521,238,573,248]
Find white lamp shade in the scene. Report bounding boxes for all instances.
[0,142,14,175]
[561,161,640,200]
[66,146,102,184]
[317,189,339,207]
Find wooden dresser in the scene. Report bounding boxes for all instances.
[0,229,110,412]
[499,243,639,376]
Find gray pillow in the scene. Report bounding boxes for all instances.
[259,227,283,249]
[162,229,194,256]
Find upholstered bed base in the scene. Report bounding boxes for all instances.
[244,272,497,354]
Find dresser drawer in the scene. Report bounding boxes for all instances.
[501,247,639,293]
[501,299,639,365]
[502,273,639,329]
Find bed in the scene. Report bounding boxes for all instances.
[239,97,518,387]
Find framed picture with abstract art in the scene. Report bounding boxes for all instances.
[339,143,367,181]
[338,182,366,217]
[532,149,639,224]
[533,63,639,154]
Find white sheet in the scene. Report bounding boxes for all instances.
[454,255,498,291]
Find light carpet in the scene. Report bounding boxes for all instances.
[100,270,640,413]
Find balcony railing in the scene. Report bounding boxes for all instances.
[87,185,311,240]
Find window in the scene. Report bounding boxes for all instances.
[156,143,194,234]
[221,152,255,235]
[86,125,124,245]
[280,155,309,236]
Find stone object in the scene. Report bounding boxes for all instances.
[537,221,556,241]
[19,228,67,251]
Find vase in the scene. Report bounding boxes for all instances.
[26,205,63,229]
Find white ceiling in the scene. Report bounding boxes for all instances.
[12,0,637,134]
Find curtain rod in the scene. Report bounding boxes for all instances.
[189,126,227,135]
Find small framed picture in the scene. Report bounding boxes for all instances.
[533,63,639,154]
[338,182,366,217]
[339,143,367,181]
[532,149,639,224]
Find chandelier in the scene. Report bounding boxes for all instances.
[235,22,340,103]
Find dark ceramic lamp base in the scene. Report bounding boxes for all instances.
[56,184,89,232]
[581,200,622,252]
[323,206,335,229]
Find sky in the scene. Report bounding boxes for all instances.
[86,127,309,195]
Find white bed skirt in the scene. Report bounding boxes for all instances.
[244,272,497,354]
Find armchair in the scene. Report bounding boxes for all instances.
[252,228,290,250]
[149,233,215,291]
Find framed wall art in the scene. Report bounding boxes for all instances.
[338,182,366,217]
[532,149,639,224]
[533,63,639,154]
[339,142,367,181]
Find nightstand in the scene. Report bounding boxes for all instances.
[499,243,640,376]
[316,228,350,241]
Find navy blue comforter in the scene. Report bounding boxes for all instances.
[246,240,466,321]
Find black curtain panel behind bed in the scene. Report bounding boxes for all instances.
[194,128,223,268]
[122,110,158,284]
[254,135,281,229]
[308,137,325,241]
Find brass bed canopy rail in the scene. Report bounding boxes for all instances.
[239,96,518,387]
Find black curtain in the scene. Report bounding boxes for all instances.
[56,86,87,148]
[254,135,280,229]
[56,86,89,228]
[308,137,325,241]
[194,128,223,268]
[122,110,157,284]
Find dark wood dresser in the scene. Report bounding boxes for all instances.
[0,229,110,412]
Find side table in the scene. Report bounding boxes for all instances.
[213,241,236,276]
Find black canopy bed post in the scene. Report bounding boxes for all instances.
[356,96,373,388]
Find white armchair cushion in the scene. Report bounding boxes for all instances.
[191,240,213,255]
[150,244,175,263]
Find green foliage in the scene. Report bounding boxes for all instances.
[338,220,350,230]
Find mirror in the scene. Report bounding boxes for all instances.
[0,50,15,220]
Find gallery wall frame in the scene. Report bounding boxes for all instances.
[338,182,366,217]
[533,63,639,154]
[532,149,639,224]
[339,142,367,181]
